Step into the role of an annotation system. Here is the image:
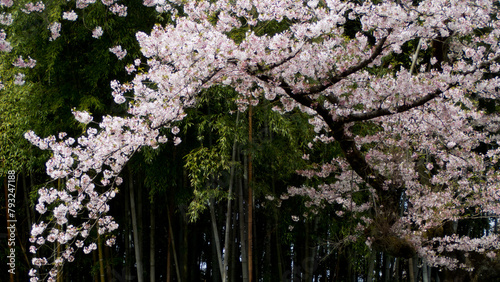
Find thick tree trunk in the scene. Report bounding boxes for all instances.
[279,40,424,257]
[128,171,144,282]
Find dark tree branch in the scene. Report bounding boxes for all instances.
[258,47,302,72]
[266,78,390,193]
[338,87,447,123]
[247,33,442,197]
[291,88,389,192]
[297,34,390,96]
[235,44,303,75]
[248,35,394,193]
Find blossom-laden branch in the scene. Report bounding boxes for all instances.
[298,33,391,97]
[337,86,448,124]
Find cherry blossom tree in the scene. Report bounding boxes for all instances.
[5,0,500,280]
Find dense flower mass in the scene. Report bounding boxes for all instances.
[7,0,500,279]
[92,26,103,38]
[21,2,45,14]
[109,3,127,17]
[0,0,13,7]
[0,29,11,52]
[13,56,36,68]
[76,0,96,9]
[62,10,78,21]
[71,109,93,124]
[109,45,126,60]
[48,22,61,41]
[13,73,25,85]
[0,12,12,25]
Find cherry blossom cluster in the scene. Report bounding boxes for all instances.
[109,45,127,60]
[13,56,36,68]
[21,2,45,14]
[0,0,12,7]
[0,12,12,25]
[24,111,174,280]
[48,22,61,41]
[13,73,25,85]
[109,3,127,17]
[62,10,78,21]
[76,0,96,9]
[409,233,500,270]
[0,29,11,52]
[92,26,103,38]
